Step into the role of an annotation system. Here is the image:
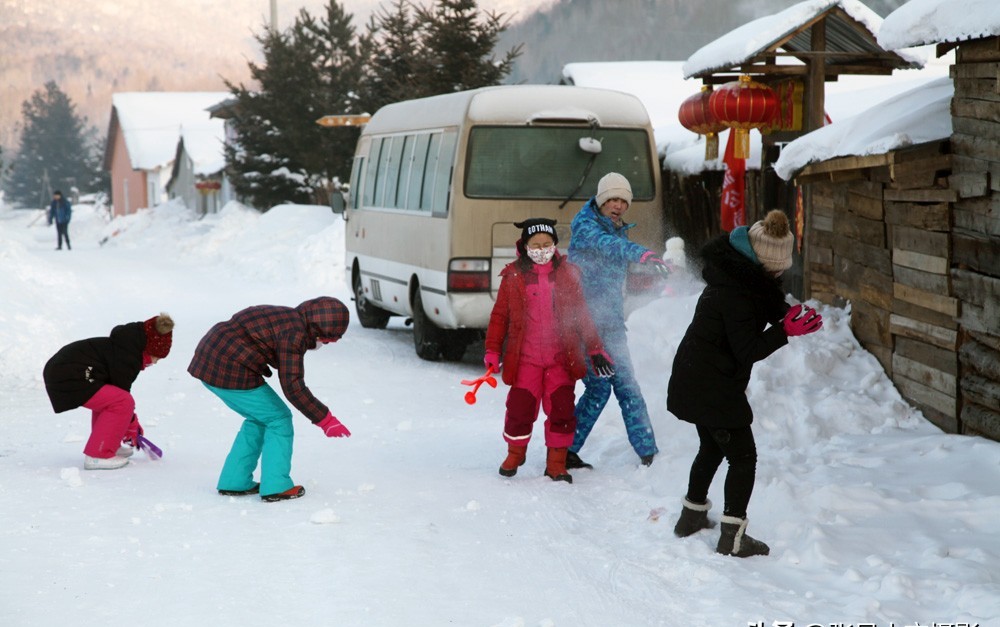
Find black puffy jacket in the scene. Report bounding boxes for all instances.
[667,236,790,428]
[43,322,146,413]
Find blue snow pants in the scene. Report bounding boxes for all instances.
[571,326,658,458]
[204,382,295,497]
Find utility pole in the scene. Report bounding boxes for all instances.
[270,0,278,31]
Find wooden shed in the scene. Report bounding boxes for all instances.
[781,0,1000,440]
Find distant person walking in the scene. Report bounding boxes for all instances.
[48,190,72,250]
[566,172,672,469]
[668,210,822,558]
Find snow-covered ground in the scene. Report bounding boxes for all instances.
[0,199,996,627]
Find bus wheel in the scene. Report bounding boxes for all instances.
[441,330,471,361]
[353,270,390,329]
[412,288,444,360]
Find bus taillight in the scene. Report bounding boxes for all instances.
[448,259,491,292]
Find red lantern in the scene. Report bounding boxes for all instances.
[708,75,778,160]
[678,86,727,160]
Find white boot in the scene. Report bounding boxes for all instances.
[84,455,129,470]
[116,445,135,458]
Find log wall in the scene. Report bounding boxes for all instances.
[800,139,960,433]
[951,36,1000,440]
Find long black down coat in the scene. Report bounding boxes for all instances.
[43,322,146,413]
[667,235,791,429]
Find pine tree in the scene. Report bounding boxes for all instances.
[414,0,521,95]
[360,0,426,113]
[5,81,101,208]
[223,1,365,210]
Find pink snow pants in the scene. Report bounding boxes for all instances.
[503,362,576,448]
[82,385,135,458]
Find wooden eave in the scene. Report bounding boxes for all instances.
[692,6,920,85]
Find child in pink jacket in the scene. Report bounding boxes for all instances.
[484,219,613,483]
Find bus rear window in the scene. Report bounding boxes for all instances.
[464,126,654,200]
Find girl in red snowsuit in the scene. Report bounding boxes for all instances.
[484,218,613,483]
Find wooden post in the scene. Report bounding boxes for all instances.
[808,19,827,132]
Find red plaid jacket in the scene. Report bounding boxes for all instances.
[188,297,349,423]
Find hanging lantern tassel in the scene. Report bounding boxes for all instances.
[678,86,727,161]
[709,75,778,161]
[704,131,720,160]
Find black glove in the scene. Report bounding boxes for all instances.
[590,353,615,378]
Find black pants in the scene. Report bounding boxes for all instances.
[56,222,71,249]
[685,424,757,518]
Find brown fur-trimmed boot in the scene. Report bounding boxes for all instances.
[544,447,573,483]
[716,515,770,557]
[499,444,527,477]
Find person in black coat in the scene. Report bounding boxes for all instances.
[43,314,174,470]
[667,210,822,557]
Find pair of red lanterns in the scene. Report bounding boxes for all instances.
[678,75,778,161]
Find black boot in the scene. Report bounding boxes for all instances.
[673,498,715,537]
[565,450,592,470]
[716,515,769,557]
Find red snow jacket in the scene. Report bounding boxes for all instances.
[485,253,605,386]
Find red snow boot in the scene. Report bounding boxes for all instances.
[261,485,305,502]
[544,447,573,484]
[499,444,527,477]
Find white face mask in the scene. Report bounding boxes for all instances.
[527,245,556,265]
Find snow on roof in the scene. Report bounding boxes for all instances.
[682,0,922,78]
[562,55,950,174]
[364,85,651,135]
[879,0,1000,49]
[773,76,953,180]
[112,92,230,171]
[180,119,227,176]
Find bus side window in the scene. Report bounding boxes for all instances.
[382,135,406,208]
[432,131,457,216]
[363,138,383,208]
[395,135,414,209]
[349,156,364,209]
[373,136,396,207]
[407,134,431,212]
[421,133,442,211]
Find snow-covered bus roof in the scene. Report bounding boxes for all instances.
[362,85,652,136]
[879,0,1000,50]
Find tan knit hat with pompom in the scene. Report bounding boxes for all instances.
[748,210,794,273]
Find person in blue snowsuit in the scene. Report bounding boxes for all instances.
[48,190,73,250]
[566,172,671,468]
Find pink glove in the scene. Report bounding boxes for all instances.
[783,304,823,337]
[317,412,351,438]
[484,350,500,372]
[639,251,673,276]
[123,414,143,448]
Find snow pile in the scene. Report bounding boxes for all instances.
[879,0,1000,49]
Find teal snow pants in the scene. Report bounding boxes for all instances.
[205,382,295,497]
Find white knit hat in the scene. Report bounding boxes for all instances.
[748,210,794,273]
[596,172,632,208]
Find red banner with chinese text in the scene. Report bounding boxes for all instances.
[720,130,745,232]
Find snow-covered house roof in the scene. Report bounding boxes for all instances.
[683,0,923,79]
[179,120,227,176]
[106,92,230,171]
[878,0,1000,50]
[773,76,953,180]
[562,56,951,175]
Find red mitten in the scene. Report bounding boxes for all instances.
[317,412,351,438]
[783,304,823,337]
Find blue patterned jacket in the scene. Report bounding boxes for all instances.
[568,197,650,330]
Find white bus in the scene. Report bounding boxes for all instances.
[332,85,663,361]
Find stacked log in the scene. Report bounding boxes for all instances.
[950,36,1000,440]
